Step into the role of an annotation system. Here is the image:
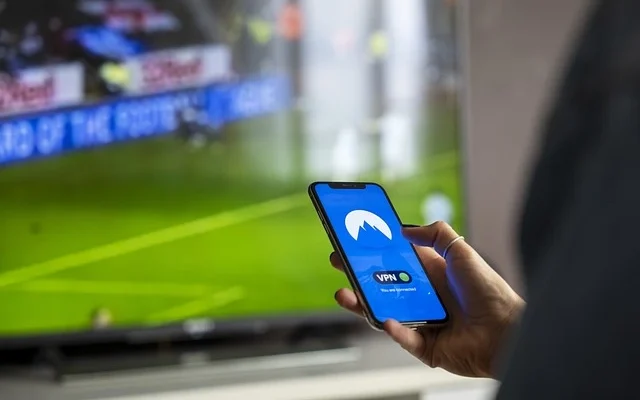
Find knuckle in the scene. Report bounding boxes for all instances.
[431,220,448,230]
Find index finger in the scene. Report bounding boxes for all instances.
[401,221,475,261]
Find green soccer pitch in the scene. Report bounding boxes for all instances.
[0,105,464,337]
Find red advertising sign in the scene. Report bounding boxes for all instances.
[0,63,84,116]
[124,45,232,94]
[141,56,203,89]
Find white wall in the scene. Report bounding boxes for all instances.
[461,0,591,292]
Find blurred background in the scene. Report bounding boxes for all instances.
[0,0,588,399]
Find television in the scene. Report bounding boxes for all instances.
[0,0,463,346]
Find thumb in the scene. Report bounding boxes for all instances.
[401,221,475,261]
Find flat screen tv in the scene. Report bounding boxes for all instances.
[0,0,463,346]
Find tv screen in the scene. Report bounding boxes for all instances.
[0,0,463,341]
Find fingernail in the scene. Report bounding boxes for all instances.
[402,224,420,228]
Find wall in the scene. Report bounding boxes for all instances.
[460,0,591,292]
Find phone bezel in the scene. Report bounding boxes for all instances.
[308,181,450,330]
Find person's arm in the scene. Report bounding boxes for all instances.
[498,148,640,398]
[498,1,640,397]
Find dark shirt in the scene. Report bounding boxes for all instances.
[498,0,640,398]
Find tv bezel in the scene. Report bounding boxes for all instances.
[0,310,360,349]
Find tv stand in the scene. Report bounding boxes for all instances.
[34,346,66,383]
[0,332,498,400]
[286,320,354,347]
[7,323,362,384]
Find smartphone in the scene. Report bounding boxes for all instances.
[309,181,449,330]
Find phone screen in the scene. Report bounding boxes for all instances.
[312,183,448,325]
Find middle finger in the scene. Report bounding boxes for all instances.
[329,251,344,271]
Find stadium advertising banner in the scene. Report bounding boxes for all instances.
[124,45,233,94]
[210,75,292,123]
[0,75,291,166]
[0,63,85,117]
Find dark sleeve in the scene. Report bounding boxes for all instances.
[498,1,640,398]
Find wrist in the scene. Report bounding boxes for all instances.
[486,295,526,378]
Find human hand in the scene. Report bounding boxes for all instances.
[330,221,525,378]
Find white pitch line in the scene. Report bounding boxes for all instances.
[0,193,307,288]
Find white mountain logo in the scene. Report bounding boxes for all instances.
[344,210,392,241]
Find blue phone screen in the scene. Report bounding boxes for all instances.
[314,183,447,324]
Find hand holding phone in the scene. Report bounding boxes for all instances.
[311,182,526,378]
[309,181,449,330]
